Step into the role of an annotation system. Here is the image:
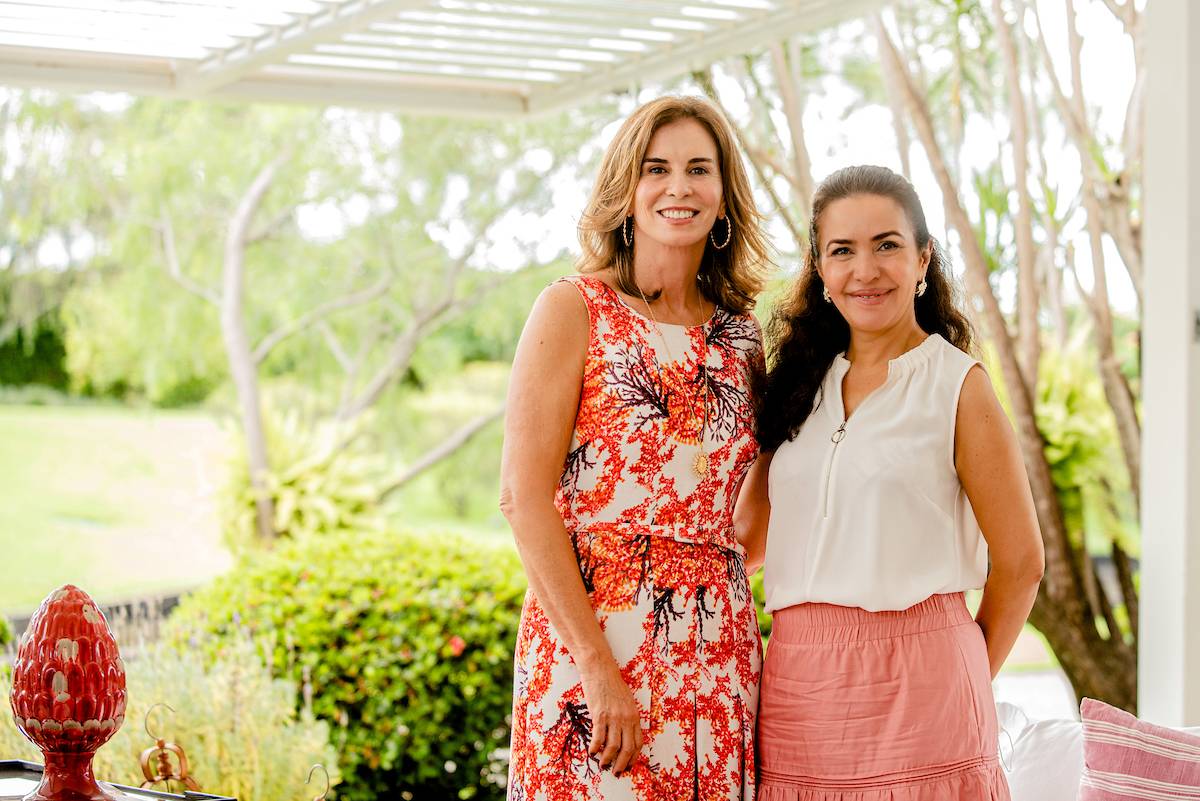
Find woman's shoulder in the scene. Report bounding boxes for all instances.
[926,332,980,373]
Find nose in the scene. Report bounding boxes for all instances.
[851,249,883,281]
[665,171,692,198]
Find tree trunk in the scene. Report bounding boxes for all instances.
[992,0,1041,387]
[1079,198,1142,505]
[222,156,287,544]
[769,40,814,224]
[1028,594,1137,712]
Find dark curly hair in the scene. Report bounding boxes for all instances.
[757,165,974,452]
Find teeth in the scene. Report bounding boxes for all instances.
[660,209,696,219]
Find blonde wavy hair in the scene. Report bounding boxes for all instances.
[577,96,770,314]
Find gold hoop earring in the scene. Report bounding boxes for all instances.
[622,215,634,248]
[710,216,732,250]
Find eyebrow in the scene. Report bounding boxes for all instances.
[642,156,716,165]
[825,231,906,247]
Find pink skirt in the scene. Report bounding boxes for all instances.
[757,593,1010,800]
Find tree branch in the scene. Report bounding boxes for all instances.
[377,402,507,500]
[247,202,299,244]
[992,0,1041,386]
[334,170,551,422]
[316,319,353,373]
[1111,535,1138,647]
[252,267,394,365]
[227,152,290,256]
[158,211,220,305]
[768,39,814,222]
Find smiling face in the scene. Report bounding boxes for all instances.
[816,192,932,336]
[630,117,725,251]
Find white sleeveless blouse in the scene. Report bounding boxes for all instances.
[763,333,988,613]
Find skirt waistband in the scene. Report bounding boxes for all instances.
[769,592,973,644]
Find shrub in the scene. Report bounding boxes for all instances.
[220,408,385,552]
[0,639,338,801]
[166,528,526,801]
[0,616,11,648]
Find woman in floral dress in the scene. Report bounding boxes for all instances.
[499,96,771,801]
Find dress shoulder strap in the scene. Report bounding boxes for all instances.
[554,274,627,326]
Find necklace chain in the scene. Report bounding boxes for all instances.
[636,285,710,478]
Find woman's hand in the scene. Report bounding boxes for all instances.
[580,659,644,775]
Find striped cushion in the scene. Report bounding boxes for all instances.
[1079,697,1200,800]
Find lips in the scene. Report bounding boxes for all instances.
[657,208,699,220]
[847,289,894,306]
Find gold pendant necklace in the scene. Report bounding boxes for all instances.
[637,285,710,479]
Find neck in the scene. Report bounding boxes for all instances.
[632,238,707,317]
[845,317,928,368]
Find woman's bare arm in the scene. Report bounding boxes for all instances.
[955,365,1045,678]
[733,451,773,574]
[499,281,643,773]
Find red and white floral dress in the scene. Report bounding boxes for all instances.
[507,274,764,801]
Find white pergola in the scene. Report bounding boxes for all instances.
[0,0,880,115]
[0,0,1196,725]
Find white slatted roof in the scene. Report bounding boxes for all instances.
[0,0,882,115]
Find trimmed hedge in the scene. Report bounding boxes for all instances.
[166,529,526,801]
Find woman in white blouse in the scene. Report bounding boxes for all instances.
[736,165,1044,800]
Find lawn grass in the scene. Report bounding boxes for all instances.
[0,404,233,612]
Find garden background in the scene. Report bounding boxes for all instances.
[0,0,1146,798]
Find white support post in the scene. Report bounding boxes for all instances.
[1139,0,1200,726]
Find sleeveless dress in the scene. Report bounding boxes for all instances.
[507,274,764,801]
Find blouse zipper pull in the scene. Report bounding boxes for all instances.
[823,421,847,519]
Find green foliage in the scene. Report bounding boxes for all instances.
[749,571,771,641]
[60,264,225,404]
[220,406,385,551]
[0,319,68,389]
[1035,337,1138,554]
[166,528,527,801]
[0,93,121,339]
[983,335,1138,556]
[0,640,338,801]
[0,616,11,647]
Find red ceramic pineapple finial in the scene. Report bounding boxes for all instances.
[8,584,127,801]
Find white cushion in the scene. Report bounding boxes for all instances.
[997,701,1200,801]
[1001,713,1085,801]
